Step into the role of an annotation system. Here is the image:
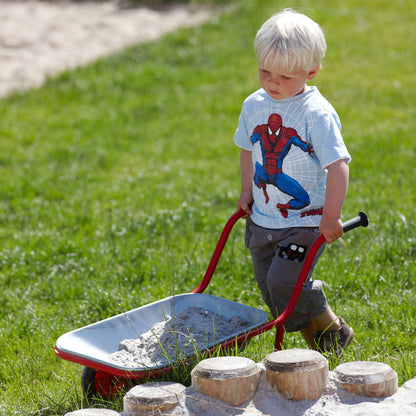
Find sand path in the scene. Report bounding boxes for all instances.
[0,0,213,97]
[2,3,416,415]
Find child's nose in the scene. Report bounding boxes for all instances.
[270,74,279,84]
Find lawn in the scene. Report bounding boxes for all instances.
[0,0,415,414]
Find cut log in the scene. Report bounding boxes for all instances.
[123,382,186,413]
[64,409,120,416]
[191,356,260,406]
[334,361,398,397]
[263,348,328,401]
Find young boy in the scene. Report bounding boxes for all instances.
[234,9,354,354]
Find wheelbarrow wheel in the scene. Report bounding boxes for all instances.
[81,366,97,399]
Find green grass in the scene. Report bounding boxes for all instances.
[0,0,415,414]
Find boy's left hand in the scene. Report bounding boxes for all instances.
[319,217,343,244]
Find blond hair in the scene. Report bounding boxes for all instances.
[254,9,326,73]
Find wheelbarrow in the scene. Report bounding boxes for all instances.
[54,209,368,398]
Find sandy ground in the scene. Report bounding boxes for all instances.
[0,0,213,97]
[3,2,416,415]
[162,370,416,416]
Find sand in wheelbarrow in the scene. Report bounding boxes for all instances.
[109,306,250,368]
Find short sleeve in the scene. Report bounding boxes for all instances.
[233,105,253,151]
[310,113,351,169]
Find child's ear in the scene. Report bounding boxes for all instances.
[307,66,320,80]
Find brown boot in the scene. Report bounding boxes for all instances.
[313,317,354,357]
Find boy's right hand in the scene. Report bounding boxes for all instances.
[237,191,253,217]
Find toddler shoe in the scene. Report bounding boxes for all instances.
[313,317,354,357]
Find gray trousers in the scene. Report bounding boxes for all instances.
[245,217,328,332]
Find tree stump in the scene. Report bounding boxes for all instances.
[334,361,398,397]
[263,348,328,401]
[65,409,120,416]
[191,356,260,406]
[123,382,186,413]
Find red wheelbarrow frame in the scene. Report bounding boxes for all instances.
[192,209,368,351]
[55,209,368,398]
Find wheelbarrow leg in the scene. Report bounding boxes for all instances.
[81,366,128,399]
[81,366,97,399]
[274,325,284,350]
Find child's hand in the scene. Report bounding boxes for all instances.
[319,217,343,244]
[237,191,253,217]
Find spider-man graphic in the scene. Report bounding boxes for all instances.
[251,113,314,218]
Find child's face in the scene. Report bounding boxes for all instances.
[258,64,319,100]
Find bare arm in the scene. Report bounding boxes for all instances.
[319,159,349,243]
[237,149,254,215]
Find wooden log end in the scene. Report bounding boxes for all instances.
[334,361,398,397]
[191,356,260,406]
[263,348,328,401]
[123,381,186,413]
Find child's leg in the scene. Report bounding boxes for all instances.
[300,322,316,349]
[245,221,353,353]
[301,307,354,355]
[264,227,328,327]
[300,306,340,348]
[244,218,276,314]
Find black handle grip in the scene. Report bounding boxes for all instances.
[342,212,369,233]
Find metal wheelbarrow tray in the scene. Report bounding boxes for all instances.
[55,293,268,376]
[55,208,368,397]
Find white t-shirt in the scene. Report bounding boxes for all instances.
[234,86,351,229]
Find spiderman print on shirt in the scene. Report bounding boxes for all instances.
[250,113,314,218]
